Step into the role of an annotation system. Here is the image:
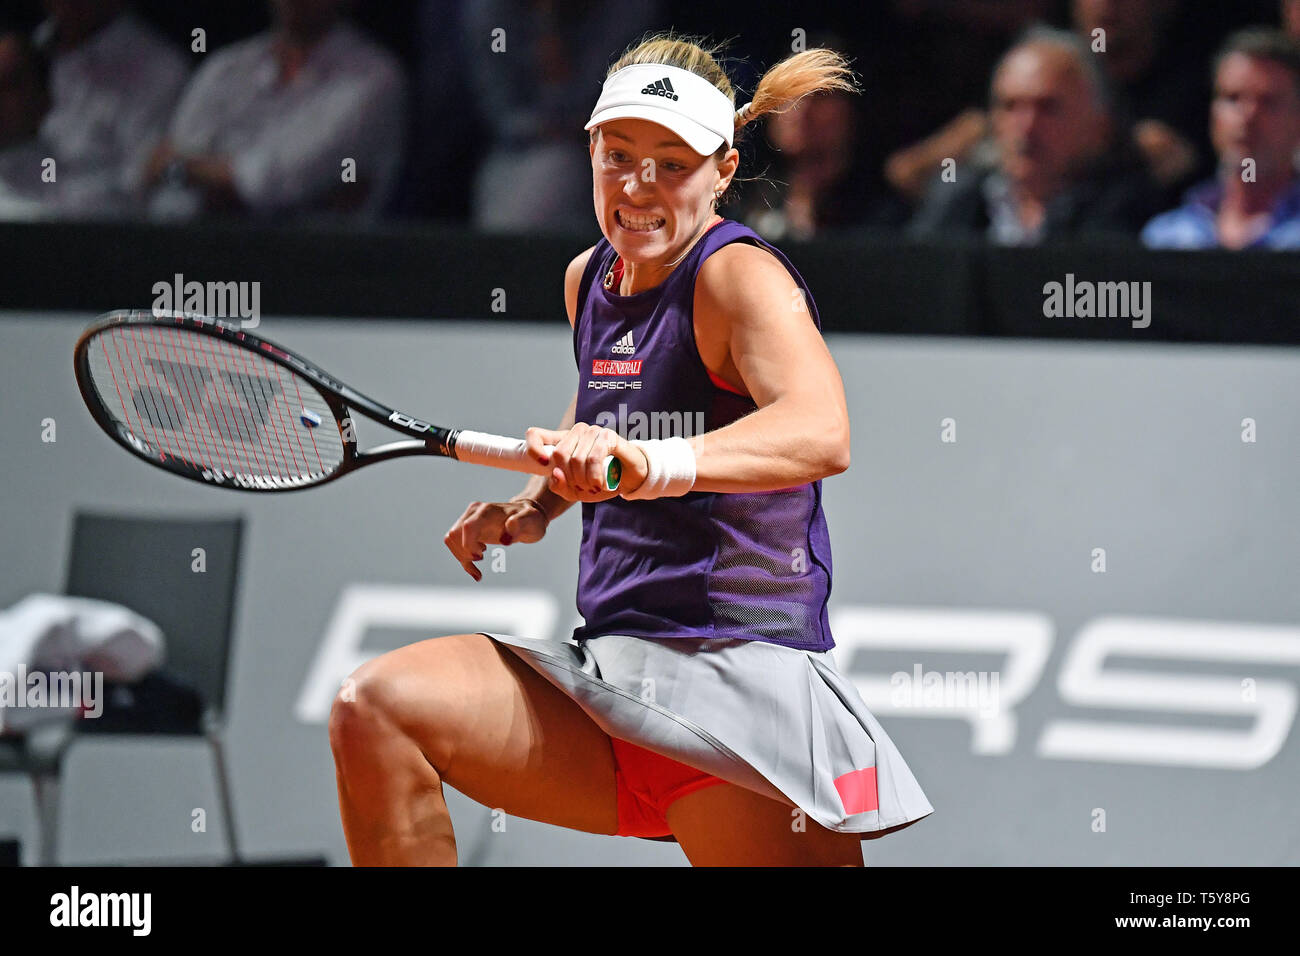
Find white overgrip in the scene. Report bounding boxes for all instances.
[452,429,620,490]
[453,429,550,475]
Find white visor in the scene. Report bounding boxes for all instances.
[585,63,736,156]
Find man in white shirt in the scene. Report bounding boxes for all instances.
[35,0,189,218]
[143,0,407,223]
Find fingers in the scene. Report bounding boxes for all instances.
[523,422,622,501]
[442,511,481,581]
[562,426,598,494]
[552,424,581,493]
[444,498,554,580]
[524,426,561,468]
[502,500,547,543]
[442,522,481,582]
[443,500,505,582]
[544,422,618,499]
[459,516,486,564]
[576,427,608,492]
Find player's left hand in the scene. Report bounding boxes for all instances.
[525,422,649,502]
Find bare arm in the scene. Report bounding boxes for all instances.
[687,243,851,494]
[524,243,850,501]
[442,245,598,579]
[884,108,988,200]
[510,390,580,522]
[506,244,596,516]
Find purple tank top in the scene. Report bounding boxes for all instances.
[570,218,835,652]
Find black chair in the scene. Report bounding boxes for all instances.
[0,511,243,865]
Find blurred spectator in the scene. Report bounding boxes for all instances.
[0,31,52,219]
[398,0,484,222]
[1142,28,1300,248]
[33,0,188,218]
[1071,0,1207,189]
[876,1,1054,205]
[732,34,876,240]
[143,0,406,223]
[462,0,662,234]
[1284,0,1300,39]
[887,0,1209,206]
[908,27,1162,244]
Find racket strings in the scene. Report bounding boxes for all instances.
[87,325,344,481]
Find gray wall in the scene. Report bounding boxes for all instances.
[2,311,1298,865]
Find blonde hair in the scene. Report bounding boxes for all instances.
[595,30,862,205]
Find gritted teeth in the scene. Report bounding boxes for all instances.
[617,209,665,231]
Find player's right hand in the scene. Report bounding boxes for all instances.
[525,422,649,502]
[444,499,548,582]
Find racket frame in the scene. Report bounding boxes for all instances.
[74,310,471,492]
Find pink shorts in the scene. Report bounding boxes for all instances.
[610,736,729,838]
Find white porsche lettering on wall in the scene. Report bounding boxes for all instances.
[296,590,1300,770]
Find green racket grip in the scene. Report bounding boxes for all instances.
[602,454,622,492]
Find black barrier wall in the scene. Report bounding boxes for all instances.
[3,222,1299,342]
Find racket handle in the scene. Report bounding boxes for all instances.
[452,430,622,492]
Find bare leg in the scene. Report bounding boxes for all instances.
[329,633,620,865]
[666,780,866,866]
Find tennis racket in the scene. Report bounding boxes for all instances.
[73,310,622,493]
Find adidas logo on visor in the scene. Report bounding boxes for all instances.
[640,77,679,101]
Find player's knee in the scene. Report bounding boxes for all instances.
[328,657,410,763]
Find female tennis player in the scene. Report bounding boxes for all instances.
[329,32,933,866]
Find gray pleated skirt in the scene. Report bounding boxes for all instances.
[479,630,934,841]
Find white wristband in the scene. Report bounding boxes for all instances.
[622,437,697,500]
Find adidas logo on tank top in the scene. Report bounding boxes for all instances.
[611,331,635,355]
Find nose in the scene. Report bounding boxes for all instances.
[1240,97,1263,127]
[1023,115,1046,144]
[1000,104,1037,141]
[622,170,655,200]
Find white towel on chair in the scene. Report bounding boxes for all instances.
[0,593,165,733]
